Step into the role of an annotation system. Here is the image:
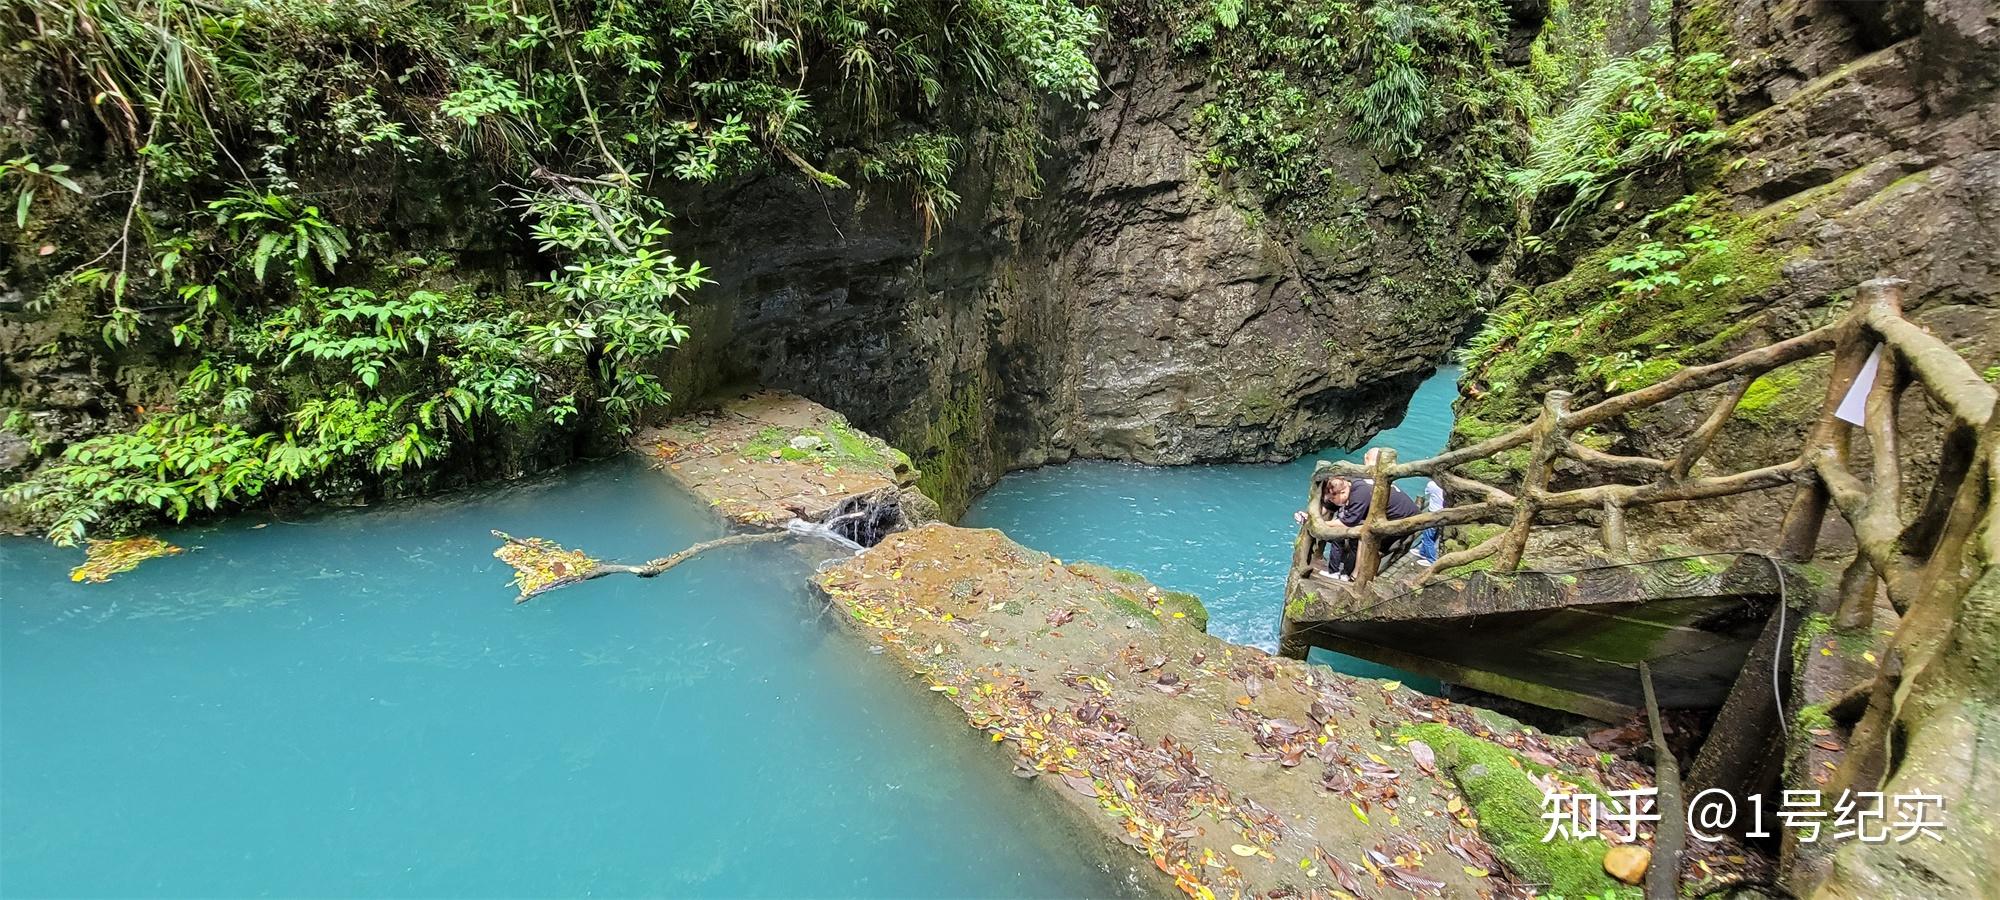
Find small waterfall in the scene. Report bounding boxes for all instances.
[784,517,865,552]
[784,487,913,552]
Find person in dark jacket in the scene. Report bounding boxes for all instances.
[1320,476,1419,579]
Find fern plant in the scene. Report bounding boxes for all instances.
[208,190,351,283]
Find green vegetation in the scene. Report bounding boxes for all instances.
[1458,191,1792,426]
[1508,45,1728,239]
[1,0,1102,542]
[1793,612,1833,667]
[1444,8,1751,447]
[1795,702,1833,734]
[1169,0,1528,213]
[1155,0,1541,323]
[914,379,991,520]
[741,419,911,472]
[1403,723,1635,899]
[1680,555,1728,577]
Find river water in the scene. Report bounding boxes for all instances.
[1,367,1461,895]
[0,460,1130,898]
[964,366,1462,682]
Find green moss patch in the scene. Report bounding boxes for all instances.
[1403,724,1636,899]
[741,419,910,472]
[1070,562,1210,632]
[1737,359,1827,429]
[1795,702,1833,734]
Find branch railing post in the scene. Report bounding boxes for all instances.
[1294,480,1322,579]
[1777,286,1890,561]
[1352,448,1396,591]
[1600,497,1629,560]
[1496,391,1568,571]
[1668,375,1751,482]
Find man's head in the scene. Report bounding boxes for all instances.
[1322,477,1354,506]
[1362,447,1382,467]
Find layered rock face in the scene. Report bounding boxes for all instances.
[1713,0,1998,348]
[1454,0,1998,551]
[1676,0,1999,550]
[1443,2,1998,895]
[655,41,1490,516]
[1031,47,1470,466]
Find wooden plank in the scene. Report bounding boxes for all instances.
[1304,629,1639,721]
[1312,609,1756,713]
[1289,554,1781,626]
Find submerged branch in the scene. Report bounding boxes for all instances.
[492,529,794,603]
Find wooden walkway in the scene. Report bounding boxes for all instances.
[1275,277,1999,892]
[1283,552,1789,720]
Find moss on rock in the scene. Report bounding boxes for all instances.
[1068,562,1210,631]
[1404,723,1638,899]
[1737,359,1828,430]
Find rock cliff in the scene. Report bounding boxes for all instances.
[653,36,1499,517]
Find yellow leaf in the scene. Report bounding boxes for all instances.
[1350,802,1370,824]
[1463,867,1489,878]
[1379,680,1402,691]
[1230,844,1259,857]
[1863,651,1878,664]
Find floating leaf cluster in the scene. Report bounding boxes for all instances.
[492,532,598,602]
[69,535,183,583]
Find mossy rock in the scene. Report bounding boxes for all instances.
[1403,723,1637,899]
[1795,702,1833,734]
[1070,562,1210,632]
[740,419,910,473]
[1156,589,1209,631]
[1736,358,1828,430]
[1792,612,1833,667]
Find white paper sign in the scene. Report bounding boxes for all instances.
[1835,345,1883,426]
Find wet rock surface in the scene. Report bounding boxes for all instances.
[814,522,1662,899]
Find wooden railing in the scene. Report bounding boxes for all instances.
[1297,278,1996,603]
[1292,277,2000,893]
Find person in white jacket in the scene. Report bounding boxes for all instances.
[1415,478,1445,565]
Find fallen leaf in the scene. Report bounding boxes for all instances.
[1408,739,1436,774]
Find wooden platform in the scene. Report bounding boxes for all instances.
[1280,554,1787,720]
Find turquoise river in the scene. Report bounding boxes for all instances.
[965,367,1462,683]
[0,462,1130,897]
[0,366,1460,896]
